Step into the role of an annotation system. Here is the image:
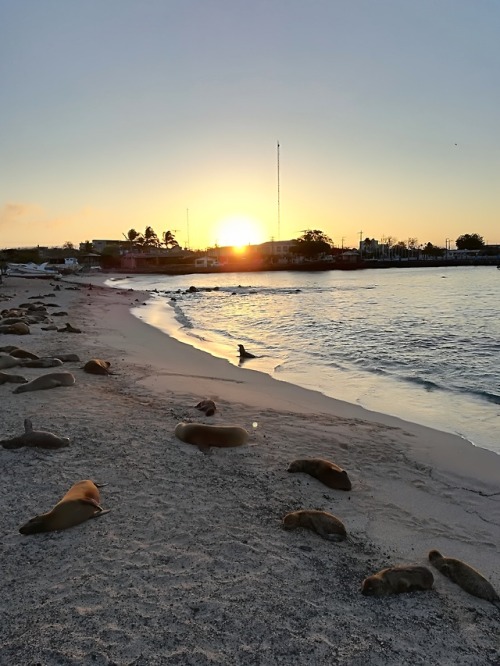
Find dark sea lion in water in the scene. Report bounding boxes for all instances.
[0,371,28,384]
[195,399,217,416]
[428,550,500,603]
[238,344,256,359]
[361,566,434,596]
[82,359,111,375]
[12,371,75,394]
[288,458,352,491]
[282,509,347,542]
[174,422,249,449]
[19,480,110,534]
[1,418,70,449]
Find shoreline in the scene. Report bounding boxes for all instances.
[1,275,499,664]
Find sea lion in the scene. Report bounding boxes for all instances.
[55,353,81,363]
[57,322,82,333]
[428,550,500,603]
[20,357,64,368]
[19,480,109,534]
[0,371,28,384]
[8,348,39,360]
[82,359,111,375]
[288,458,352,491]
[0,354,22,370]
[361,566,434,596]
[0,322,30,335]
[238,344,256,359]
[195,399,217,416]
[282,509,347,542]
[174,422,249,449]
[12,371,75,394]
[1,418,70,449]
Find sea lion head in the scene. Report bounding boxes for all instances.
[360,575,385,596]
[428,549,443,563]
[282,513,300,530]
[287,460,302,473]
[19,513,50,535]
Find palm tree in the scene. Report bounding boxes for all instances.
[162,230,180,250]
[143,226,160,250]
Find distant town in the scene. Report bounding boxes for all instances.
[1,230,499,276]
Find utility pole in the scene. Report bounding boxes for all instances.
[359,230,363,257]
[277,141,281,241]
[186,209,190,250]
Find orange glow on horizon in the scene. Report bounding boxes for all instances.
[214,215,266,248]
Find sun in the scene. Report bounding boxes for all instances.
[215,215,265,248]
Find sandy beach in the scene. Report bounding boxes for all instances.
[1,275,499,666]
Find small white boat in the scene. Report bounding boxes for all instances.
[6,262,62,279]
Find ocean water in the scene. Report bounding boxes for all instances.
[106,266,500,455]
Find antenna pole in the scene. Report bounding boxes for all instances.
[186,208,190,250]
[277,141,281,241]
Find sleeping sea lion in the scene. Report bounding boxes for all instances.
[428,550,500,603]
[0,371,28,385]
[8,348,39,359]
[54,353,81,363]
[288,458,352,491]
[19,480,110,534]
[0,322,30,335]
[57,323,82,333]
[0,354,22,370]
[174,422,248,449]
[82,359,111,375]
[20,357,64,368]
[12,371,75,394]
[282,509,347,542]
[1,418,70,449]
[361,566,434,596]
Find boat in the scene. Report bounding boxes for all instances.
[6,262,62,279]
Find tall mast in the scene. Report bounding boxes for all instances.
[277,140,281,241]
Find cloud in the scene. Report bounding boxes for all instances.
[0,202,43,225]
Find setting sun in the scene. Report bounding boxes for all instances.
[214,215,266,248]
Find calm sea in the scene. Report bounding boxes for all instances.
[106,266,500,455]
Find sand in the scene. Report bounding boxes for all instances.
[1,276,499,666]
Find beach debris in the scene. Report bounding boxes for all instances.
[195,399,217,416]
[283,509,347,542]
[361,566,434,596]
[12,371,76,394]
[82,359,112,375]
[288,458,352,491]
[1,418,70,449]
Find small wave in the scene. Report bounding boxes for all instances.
[466,388,500,405]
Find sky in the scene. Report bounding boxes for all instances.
[1,0,499,251]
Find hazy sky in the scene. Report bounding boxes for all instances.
[1,0,499,250]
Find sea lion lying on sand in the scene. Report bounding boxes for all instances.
[0,371,27,385]
[1,418,70,449]
[361,566,434,596]
[8,348,39,360]
[57,322,82,333]
[174,422,249,449]
[0,322,30,335]
[82,359,111,375]
[21,357,63,368]
[13,371,75,394]
[195,399,217,416]
[19,480,110,534]
[428,550,500,603]
[54,353,80,363]
[288,458,352,491]
[0,354,22,370]
[282,509,347,542]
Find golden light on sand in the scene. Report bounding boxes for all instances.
[215,215,265,248]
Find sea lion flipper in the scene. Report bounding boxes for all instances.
[92,508,111,518]
[24,418,33,433]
